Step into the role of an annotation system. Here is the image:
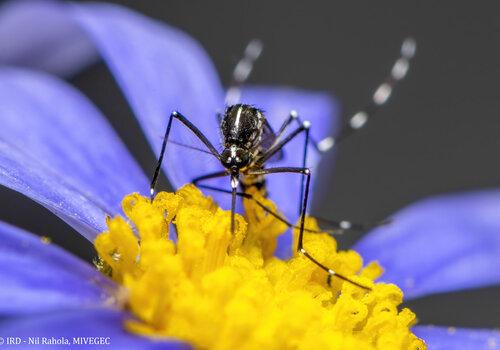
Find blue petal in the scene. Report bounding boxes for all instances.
[354,190,500,300]
[0,220,115,316]
[414,326,500,350]
[71,1,341,258]
[0,1,225,194]
[0,67,148,239]
[69,2,225,185]
[0,0,97,76]
[69,4,339,249]
[240,86,339,258]
[0,3,340,206]
[0,139,105,238]
[0,220,188,348]
[0,309,190,350]
[0,2,340,255]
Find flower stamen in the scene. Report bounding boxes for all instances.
[94,184,426,350]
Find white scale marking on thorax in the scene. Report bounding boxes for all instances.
[234,105,243,133]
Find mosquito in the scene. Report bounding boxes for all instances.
[150,37,416,290]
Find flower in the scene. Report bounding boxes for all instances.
[94,185,425,349]
[0,1,498,349]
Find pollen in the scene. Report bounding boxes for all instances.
[40,236,52,244]
[94,184,426,350]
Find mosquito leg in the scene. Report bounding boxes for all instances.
[270,112,319,214]
[198,184,387,235]
[270,110,328,154]
[225,39,263,105]
[248,167,371,290]
[299,122,310,213]
[256,122,310,166]
[290,113,332,153]
[230,174,239,234]
[270,109,332,155]
[265,110,299,149]
[190,171,241,234]
[276,111,297,137]
[314,216,390,232]
[254,118,312,214]
[196,184,348,235]
[150,111,220,199]
[315,37,417,152]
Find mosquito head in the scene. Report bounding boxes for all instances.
[220,104,265,150]
[221,144,251,171]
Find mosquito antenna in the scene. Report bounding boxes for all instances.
[165,138,215,156]
[316,37,417,151]
[225,39,263,105]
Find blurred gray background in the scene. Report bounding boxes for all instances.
[1,0,499,328]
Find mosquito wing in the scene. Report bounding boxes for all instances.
[260,119,284,162]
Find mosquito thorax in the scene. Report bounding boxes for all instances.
[219,104,265,170]
[221,104,265,149]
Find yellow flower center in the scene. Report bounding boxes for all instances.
[94,184,426,350]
